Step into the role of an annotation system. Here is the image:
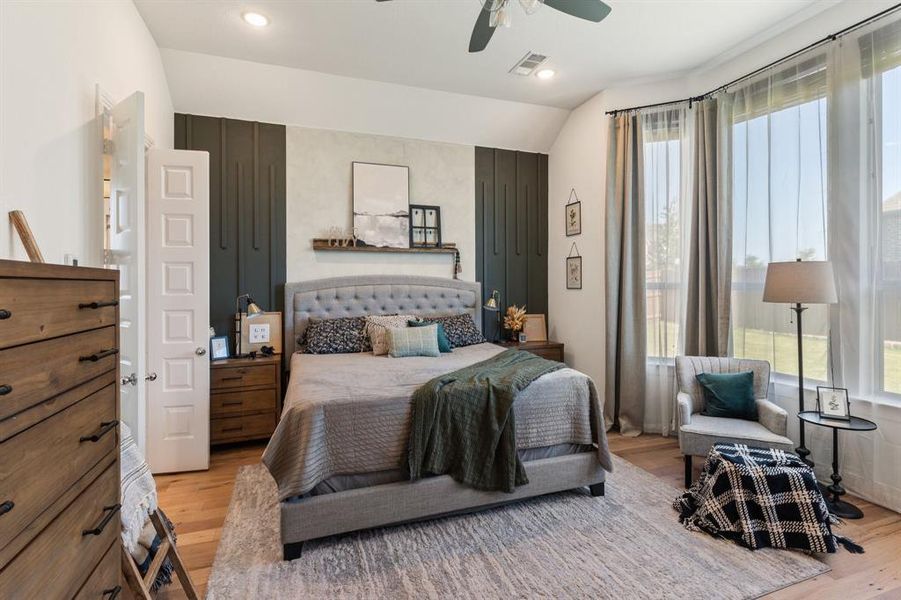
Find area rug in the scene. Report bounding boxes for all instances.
[206,456,829,599]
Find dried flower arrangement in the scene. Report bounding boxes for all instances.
[504,305,527,337]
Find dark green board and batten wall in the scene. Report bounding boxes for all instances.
[174,114,287,340]
[475,147,549,342]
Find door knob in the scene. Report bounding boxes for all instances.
[120,373,137,386]
[145,372,158,382]
[195,347,207,356]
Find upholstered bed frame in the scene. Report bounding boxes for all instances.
[279,275,605,560]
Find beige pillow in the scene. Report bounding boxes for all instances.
[366,315,414,355]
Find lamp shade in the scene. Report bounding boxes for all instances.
[246,301,264,316]
[483,290,500,311]
[762,260,838,304]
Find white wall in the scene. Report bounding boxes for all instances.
[286,127,475,282]
[0,0,173,267]
[160,49,568,154]
[546,0,901,510]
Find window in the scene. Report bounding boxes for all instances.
[643,109,689,361]
[729,58,830,381]
[879,65,901,394]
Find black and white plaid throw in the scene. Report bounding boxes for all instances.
[674,443,863,554]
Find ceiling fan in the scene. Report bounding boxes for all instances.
[376,0,612,53]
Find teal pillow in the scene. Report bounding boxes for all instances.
[388,325,441,358]
[696,371,758,421]
[408,319,452,353]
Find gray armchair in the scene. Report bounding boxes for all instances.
[675,356,793,487]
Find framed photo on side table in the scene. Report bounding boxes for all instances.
[210,336,230,361]
[816,386,851,421]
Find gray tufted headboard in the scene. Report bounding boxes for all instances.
[284,275,482,365]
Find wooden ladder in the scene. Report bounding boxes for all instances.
[121,510,199,599]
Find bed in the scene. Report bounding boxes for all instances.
[264,275,612,560]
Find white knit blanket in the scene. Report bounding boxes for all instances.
[120,422,158,555]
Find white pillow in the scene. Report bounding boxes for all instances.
[365,315,414,355]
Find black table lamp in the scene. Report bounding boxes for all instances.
[763,259,838,466]
[483,290,501,343]
[235,293,264,356]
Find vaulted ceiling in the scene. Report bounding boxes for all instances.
[136,0,827,109]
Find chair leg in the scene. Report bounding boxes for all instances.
[684,455,692,488]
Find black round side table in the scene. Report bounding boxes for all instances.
[798,411,877,520]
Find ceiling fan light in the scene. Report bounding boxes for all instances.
[519,0,544,15]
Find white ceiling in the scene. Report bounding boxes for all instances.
[135,0,828,109]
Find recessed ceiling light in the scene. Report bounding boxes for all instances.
[242,12,269,27]
[536,68,556,80]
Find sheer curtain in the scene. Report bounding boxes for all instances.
[723,54,830,381]
[641,107,692,435]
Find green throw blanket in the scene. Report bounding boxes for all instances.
[407,349,564,493]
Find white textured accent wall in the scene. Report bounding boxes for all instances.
[286,127,475,283]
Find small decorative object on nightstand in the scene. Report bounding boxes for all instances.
[210,354,282,445]
[498,340,564,363]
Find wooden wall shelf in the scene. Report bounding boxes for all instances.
[311,240,457,254]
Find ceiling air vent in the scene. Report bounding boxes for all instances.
[509,52,548,76]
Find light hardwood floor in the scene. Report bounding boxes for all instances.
[156,434,901,599]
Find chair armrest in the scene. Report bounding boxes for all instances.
[677,392,694,428]
[756,398,788,436]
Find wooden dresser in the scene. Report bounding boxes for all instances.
[210,354,282,445]
[0,260,121,598]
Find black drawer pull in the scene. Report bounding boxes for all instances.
[220,376,243,381]
[222,426,243,433]
[82,503,121,537]
[102,585,122,599]
[0,309,10,320]
[78,300,119,310]
[80,420,119,443]
[0,384,11,396]
[0,500,13,516]
[79,348,119,362]
[222,400,243,406]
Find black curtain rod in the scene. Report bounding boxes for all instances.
[605,2,901,116]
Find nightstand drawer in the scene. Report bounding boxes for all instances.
[527,347,564,362]
[211,363,277,390]
[211,388,277,418]
[211,412,276,444]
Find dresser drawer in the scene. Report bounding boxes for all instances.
[211,412,276,444]
[0,326,117,421]
[74,542,120,600]
[0,277,117,350]
[211,363,277,390]
[211,388,277,418]
[0,462,119,599]
[0,379,117,551]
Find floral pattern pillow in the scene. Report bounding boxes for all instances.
[425,313,485,348]
[366,315,415,355]
[301,316,371,354]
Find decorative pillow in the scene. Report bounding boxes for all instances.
[426,313,485,348]
[302,316,371,354]
[388,325,440,358]
[696,371,759,421]
[408,319,452,353]
[366,315,415,355]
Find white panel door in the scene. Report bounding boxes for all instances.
[146,148,210,473]
[106,92,146,453]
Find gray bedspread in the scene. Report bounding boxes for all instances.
[262,343,613,501]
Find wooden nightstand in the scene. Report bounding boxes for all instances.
[498,340,565,363]
[210,354,282,445]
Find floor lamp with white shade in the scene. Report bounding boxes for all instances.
[763,259,838,466]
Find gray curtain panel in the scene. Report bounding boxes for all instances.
[605,113,646,436]
[684,98,732,356]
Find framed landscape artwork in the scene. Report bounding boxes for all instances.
[352,162,410,248]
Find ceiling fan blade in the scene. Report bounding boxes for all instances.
[468,5,497,53]
[543,0,611,22]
